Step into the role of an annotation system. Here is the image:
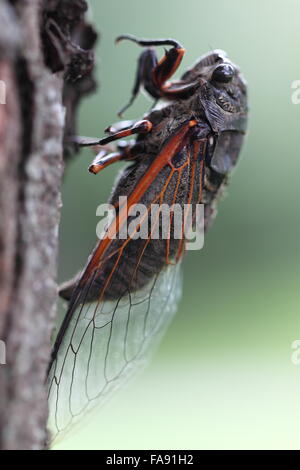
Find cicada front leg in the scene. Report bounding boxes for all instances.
[116,34,192,114]
[88,142,144,175]
[73,118,153,174]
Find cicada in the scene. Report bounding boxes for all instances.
[48,34,248,441]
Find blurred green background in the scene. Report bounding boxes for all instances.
[55,0,300,450]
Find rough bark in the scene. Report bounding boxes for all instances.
[0,0,97,450]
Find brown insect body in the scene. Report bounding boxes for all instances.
[71,46,247,303]
[48,36,248,440]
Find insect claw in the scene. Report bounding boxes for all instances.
[115,34,136,45]
[117,100,133,118]
[70,135,102,147]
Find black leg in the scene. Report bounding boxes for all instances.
[117,48,159,116]
[88,142,144,175]
[99,119,152,145]
[116,34,186,115]
[105,120,137,134]
[72,119,152,148]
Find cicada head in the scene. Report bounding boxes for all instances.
[182,49,248,133]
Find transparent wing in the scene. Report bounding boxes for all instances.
[48,261,182,444]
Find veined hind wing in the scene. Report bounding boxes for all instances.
[48,261,182,443]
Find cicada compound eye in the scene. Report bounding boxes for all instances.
[212,63,234,83]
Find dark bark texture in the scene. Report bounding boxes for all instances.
[0,0,97,450]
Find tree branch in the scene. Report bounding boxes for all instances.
[0,0,97,450]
